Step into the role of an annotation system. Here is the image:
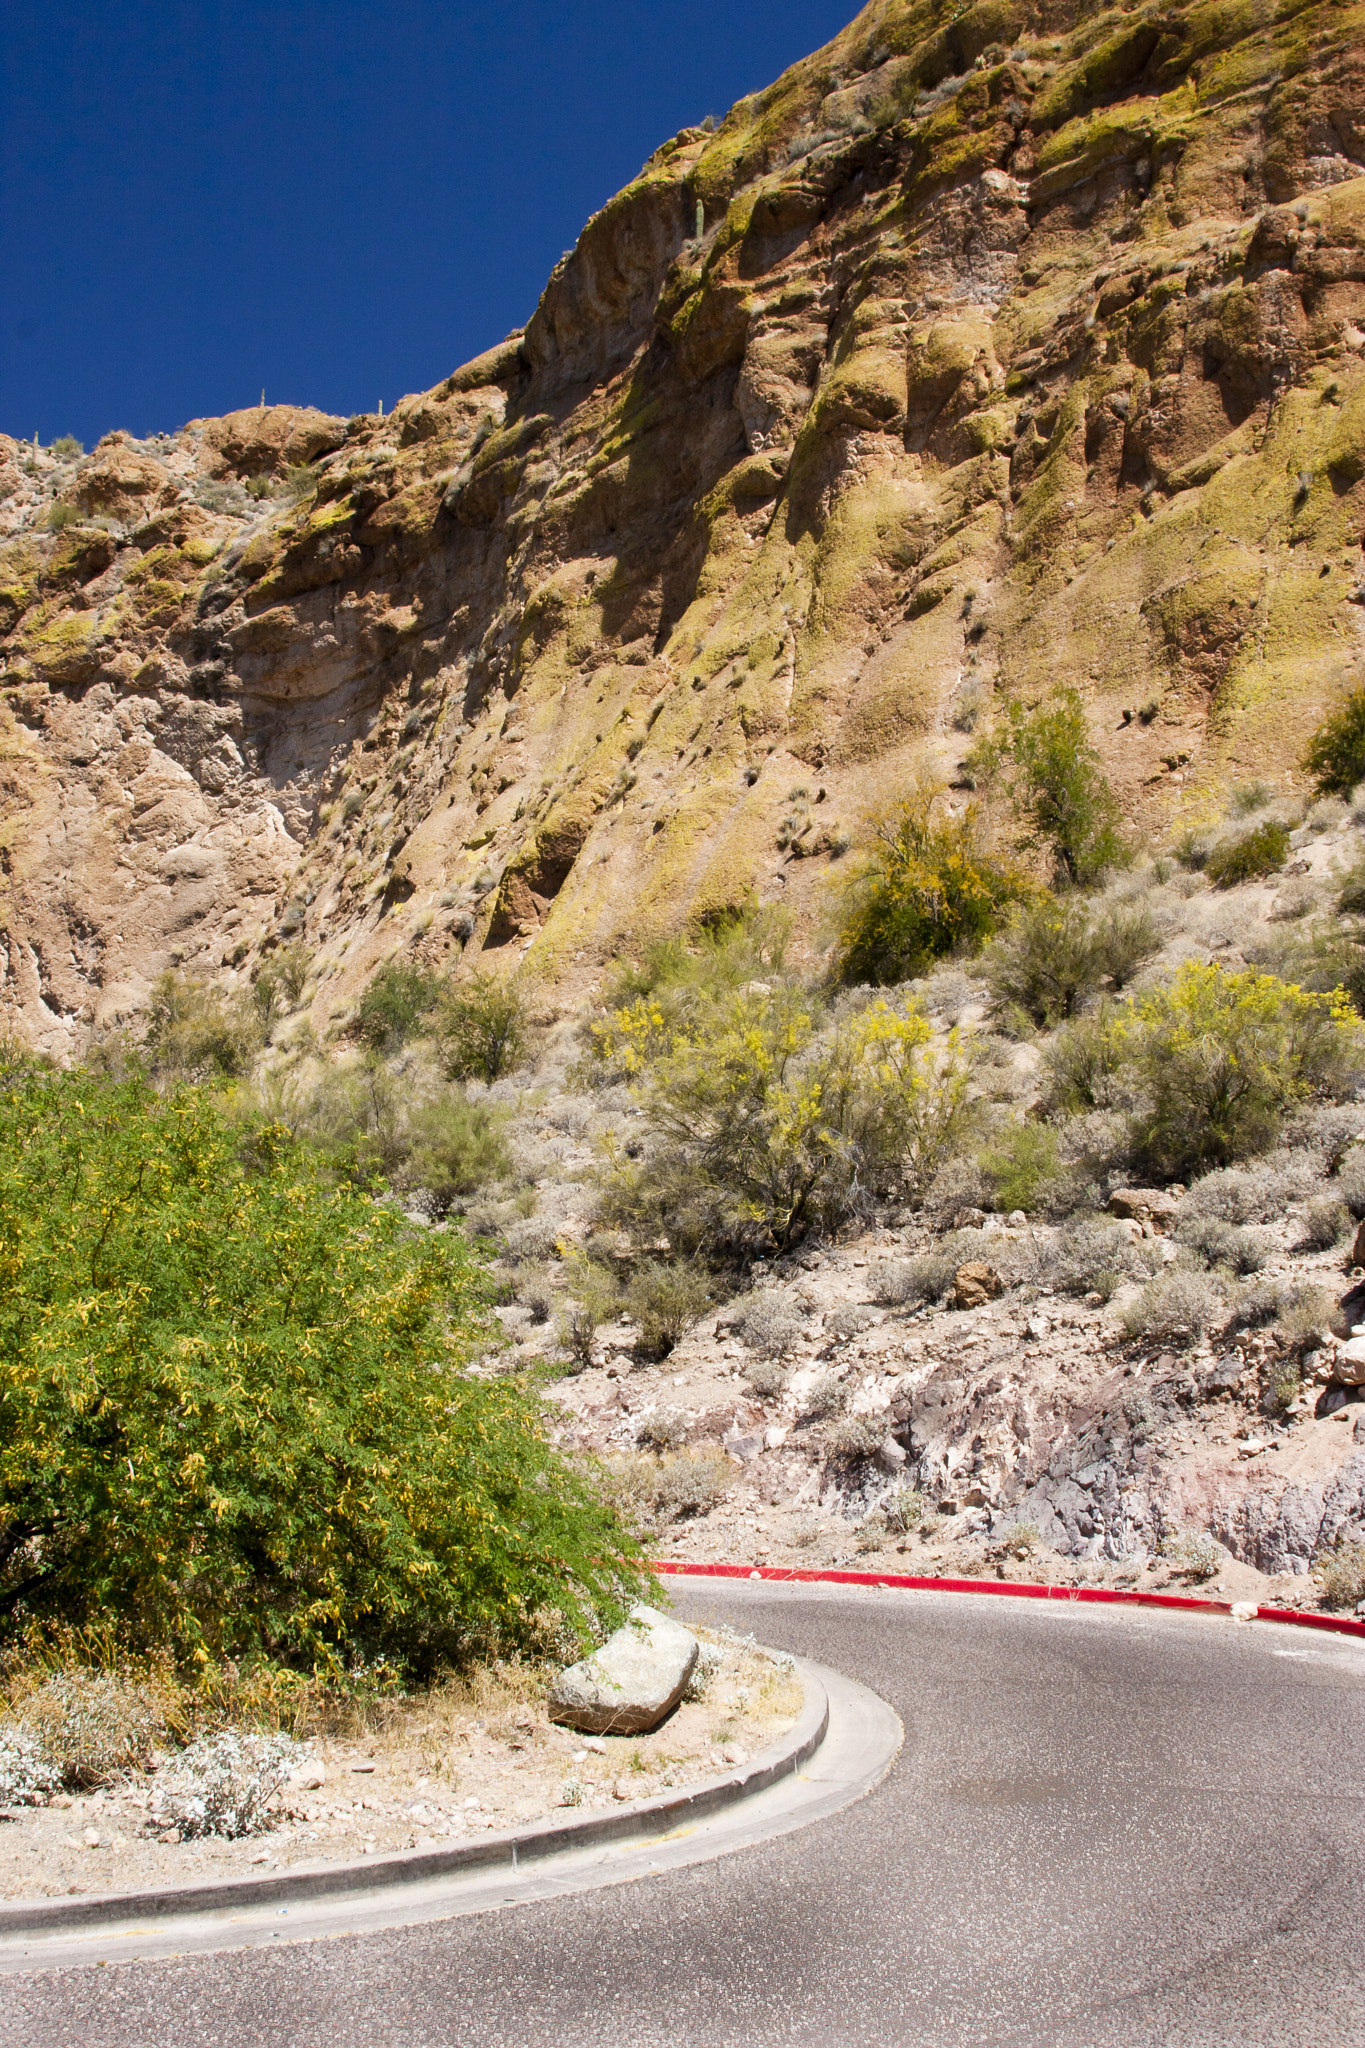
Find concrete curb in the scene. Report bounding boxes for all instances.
[0,1660,828,1941]
[654,1560,1365,1638]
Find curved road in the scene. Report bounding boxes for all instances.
[3,1581,1363,2048]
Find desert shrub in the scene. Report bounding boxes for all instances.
[16,1670,173,1784]
[401,1094,511,1216]
[1164,1529,1223,1580]
[437,974,528,1083]
[1038,1220,1156,1299]
[1179,1155,1323,1226]
[1205,820,1290,889]
[1126,965,1362,1178]
[1336,1148,1365,1220]
[598,989,972,1257]
[635,1409,690,1452]
[1315,1540,1365,1611]
[0,1727,61,1805]
[803,1371,846,1418]
[148,1731,299,1840]
[1120,1267,1225,1344]
[828,1415,887,1459]
[1173,1215,1267,1275]
[1299,1197,1350,1250]
[833,782,1030,985]
[1042,1010,1129,1128]
[43,501,81,531]
[624,1259,712,1359]
[143,972,260,1082]
[502,1216,563,1263]
[919,1152,992,1226]
[251,943,313,1026]
[1337,862,1365,917]
[555,1254,621,1367]
[969,688,1129,887]
[982,898,1159,1029]
[597,1448,731,1532]
[354,960,441,1054]
[743,1358,789,1398]
[0,1070,641,1666]
[882,1486,924,1534]
[590,907,794,1083]
[1303,687,1365,797]
[50,434,83,457]
[979,1122,1060,1214]
[603,904,791,1013]
[740,1292,806,1357]
[888,1250,958,1303]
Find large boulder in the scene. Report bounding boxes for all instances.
[549,1605,699,1735]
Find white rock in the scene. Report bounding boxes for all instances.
[549,1605,699,1735]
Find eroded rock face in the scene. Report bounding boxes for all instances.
[549,1605,699,1734]
[4,2,1365,1051]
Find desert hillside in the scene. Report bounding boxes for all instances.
[2,0,1365,1047]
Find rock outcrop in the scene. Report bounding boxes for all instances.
[549,1605,699,1733]
[4,0,1365,1051]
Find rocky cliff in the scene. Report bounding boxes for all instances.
[4,0,1365,1051]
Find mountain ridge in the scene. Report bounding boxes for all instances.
[2,0,1365,1052]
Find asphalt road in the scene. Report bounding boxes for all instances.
[3,1581,1363,2048]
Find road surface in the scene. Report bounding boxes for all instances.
[3,1579,1362,2047]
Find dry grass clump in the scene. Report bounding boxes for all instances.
[743,1358,789,1399]
[1178,1154,1324,1226]
[739,1292,806,1357]
[595,1447,732,1533]
[13,1669,178,1785]
[1315,1541,1365,1611]
[1032,1220,1158,1300]
[827,1414,888,1459]
[1297,1198,1351,1251]
[1173,1215,1268,1275]
[803,1371,846,1419]
[1119,1267,1226,1345]
[1163,1529,1223,1580]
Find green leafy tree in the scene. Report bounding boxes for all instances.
[834,784,1031,986]
[971,689,1128,887]
[0,1071,640,1668]
[1303,687,1365,796]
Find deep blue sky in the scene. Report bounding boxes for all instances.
[1,1,854,449]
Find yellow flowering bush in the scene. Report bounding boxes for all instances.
[600,987,971,1255]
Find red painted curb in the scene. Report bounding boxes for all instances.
[652,1560,1365,1640]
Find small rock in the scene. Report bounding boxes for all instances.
[1352,1217,1365,1270]
[83,1829,100,1848]
[612,1779,633,1801]
[1230,1602,1258,1622]
[549,1604,699,1735]
[1006,1211,1027,1228]
[1106,1187,1177,1229]
[720,1745,748,1766]
[1332,1335,1365,1386]
[953,1262,1004,1310]
[583,1736,606,1754]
